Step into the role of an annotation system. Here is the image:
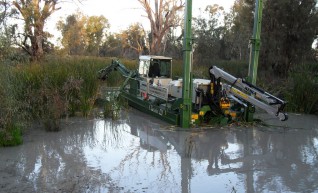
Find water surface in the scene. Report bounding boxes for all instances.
[0,110,318,193]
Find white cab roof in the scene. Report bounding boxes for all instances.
[139,55,172,60]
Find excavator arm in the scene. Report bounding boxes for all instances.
[209,66,288,121]
[98,59,133,80]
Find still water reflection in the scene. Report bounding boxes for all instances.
[0,109,318,193]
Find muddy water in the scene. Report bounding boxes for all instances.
[1,110,318,193]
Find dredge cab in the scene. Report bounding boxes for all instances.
[138,55,172,79]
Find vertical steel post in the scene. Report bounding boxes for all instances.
[248,0,263,85]
[181,0,193,128]
[246,0,263,122]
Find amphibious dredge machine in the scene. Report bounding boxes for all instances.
[98,0,288,127]
[99,56,287,126]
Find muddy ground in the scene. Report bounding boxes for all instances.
[0,110,318,193]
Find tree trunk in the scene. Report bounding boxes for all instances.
[138,0,184,55]
[32,23,44,60]
[13,0,61,61]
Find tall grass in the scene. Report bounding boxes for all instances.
[284,63,318,114]
[0,55,316,145]
[0,55,136,138]
[0,56,114,134]
[0,124,23,147]
[0,64,24,146]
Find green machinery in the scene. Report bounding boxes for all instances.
[98,0,287,128]
[181,0,193,128]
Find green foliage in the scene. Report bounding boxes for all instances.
[103,96,124,120]
[120,23,147,57]
[4,56,109,131]
[192,0,317,78]
[103,101,113,118]
[86,15,110,55]
[0,64,26,146]
[137,0,184,55]
[99,34,123,57]
[172,59,248,79]
[57,13,87,55]
[57,13,110,56]
[193,4,228,62]
[261,0,318,76]
[0,124,23,147]
[284,63,318,114]
[0,55,130,136]
[227,0,254,61]
[204,60,248,78]
[12,0,60,60]
[1,53,317,147]
[99,57,137,86]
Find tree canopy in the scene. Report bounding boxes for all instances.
[261,0,318,75]
[12,0,63,60]
[119,23,148,56]
[57,13,110,56]
[0,0,317,77]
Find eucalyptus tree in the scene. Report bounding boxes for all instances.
[0,0,17,60]
[57,13,110,56]
[162,27,182,59]
[261,0,318,76]
[57,13,87,55]
[12,0,82,60]
[119,23,147,57]
[99,33,123,57]
[85,15,109,56]
[137,0,184,55]
[193,4,226,64]
[0,0,9,26]
[229,0,254,61]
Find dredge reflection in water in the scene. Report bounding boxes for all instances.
[0,110,318,192]
[117,110,318,193]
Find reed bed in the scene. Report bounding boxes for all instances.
[0,56,316,146]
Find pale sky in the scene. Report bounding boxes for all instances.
[47,0,235,37]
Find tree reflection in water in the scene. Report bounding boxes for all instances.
[0,110,318,193]
[0,118,124,192]
[124,110,318,192]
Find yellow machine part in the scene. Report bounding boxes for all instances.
[191,114,199,120]
[220,98,238,119]
[224,110,237,118]
[220,97,230,109]
[210,83,214,95]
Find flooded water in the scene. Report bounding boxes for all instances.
[1,110,318,193]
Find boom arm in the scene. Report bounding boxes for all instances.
[210,66,288,121]
[98,59,133,80]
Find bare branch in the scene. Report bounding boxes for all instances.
[137,0,184,54]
